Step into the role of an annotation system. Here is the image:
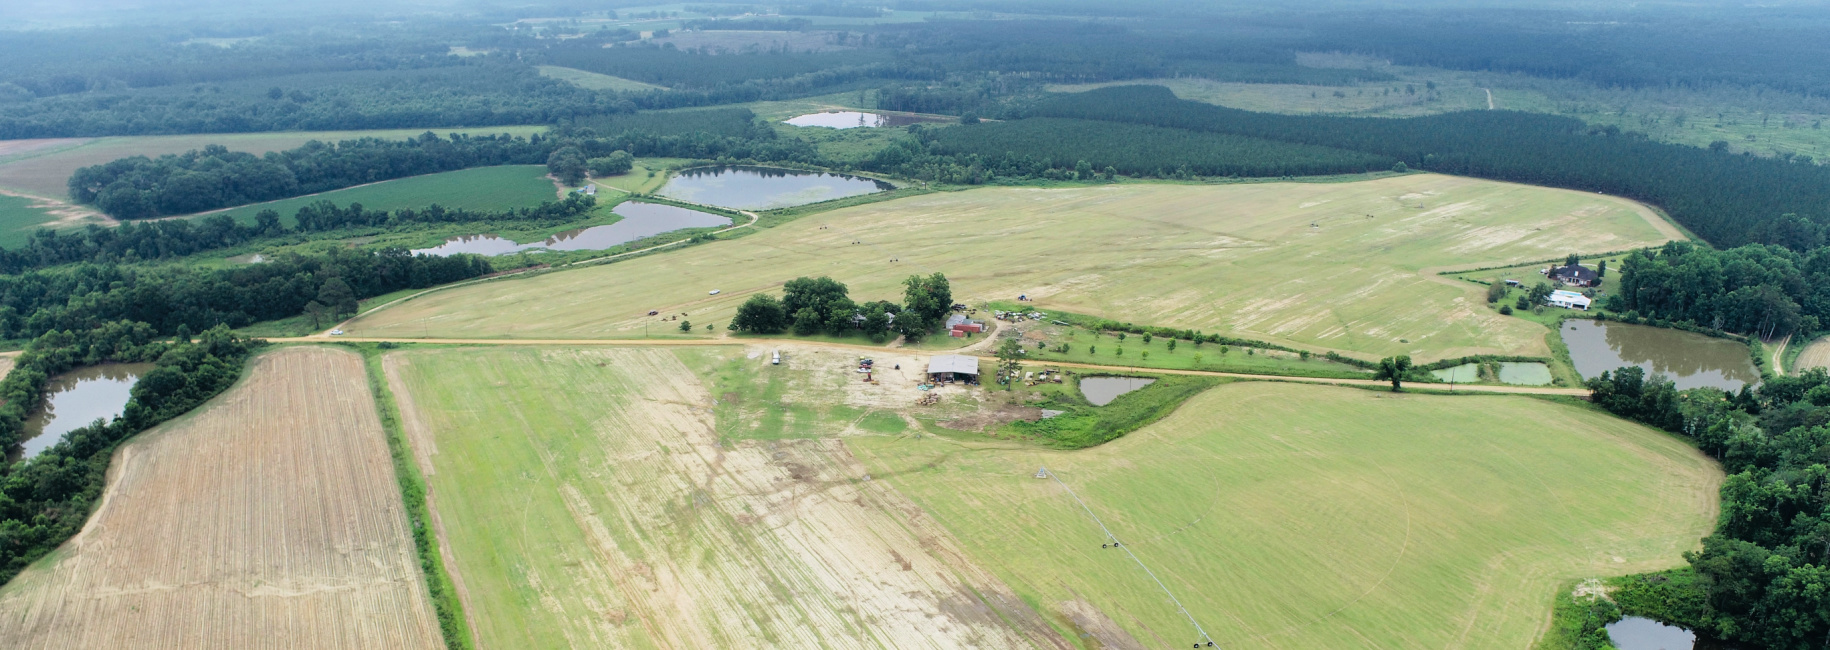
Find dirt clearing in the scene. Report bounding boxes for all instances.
[0,346,443,649]
[386,346,1069,648]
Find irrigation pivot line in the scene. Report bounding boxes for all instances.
[1040,466,1219,648]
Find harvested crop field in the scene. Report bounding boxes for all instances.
[349,174,1678,361]
[0,346,443,649]
[850,382,1723,648]
[384,346,1066,648]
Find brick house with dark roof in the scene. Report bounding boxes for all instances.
[1548,264,1601,288]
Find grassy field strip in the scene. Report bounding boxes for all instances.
[205,165,559,226]
[1795,336,1830,372]
[1046,466,1218,646]
[346,175,1676,361]
[850,382,1723,648]
[384,346,1069,648]
[276,335,1591,396]
[0,347,443,649]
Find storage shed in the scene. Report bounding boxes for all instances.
[926,355,981,382]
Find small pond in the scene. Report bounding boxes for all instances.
[1080,376,1155,406]
[783,111,944,129]
[411,202,730,257]
[1561,320,1760,391]
[656,165,893,210]
[1606,616,1739,650]
[1498,362,1553,386]
[1431,363,1478,383]
[14,363,155,461]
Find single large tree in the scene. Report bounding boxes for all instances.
[317,277,357,318]
[1375,355,1413,391]
[902,272,952,327]
[995,337,1024,381]
[731,294,787,333]
[783,276,850,318]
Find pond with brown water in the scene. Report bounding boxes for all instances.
[14,363,154,461]
[1561,320,1759,391]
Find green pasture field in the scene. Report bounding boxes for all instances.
[535,65,665,91]
[348,174,1681,361]
[0,194,58,249]
[588,157,686,195]
[850,381,1722,648]
[0,126,550,200]
[206,165,560,226]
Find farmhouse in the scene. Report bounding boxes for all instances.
[1547,290,1592,310]
[1548,264,1601,287]
[926,355,980,383]
[946,314,983,337]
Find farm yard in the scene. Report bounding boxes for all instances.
[0,347,443,649]
[852,381,1723,648]
[348,173,1679,362]
[382,345,1062,648]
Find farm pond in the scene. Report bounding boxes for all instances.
[1561,320,1760,391]
[14,363,154,461]
[1607,616,1739,650]
[411,202,730,256]
[783,111,947,129]
[657,166,893,210]
[1079,376,1154,406]
[1428,362,1553,385]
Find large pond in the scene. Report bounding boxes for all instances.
[1561,320,1760,391]
[14,363,154,461]
[783,111,945,129]
[656,166,893,210]
[1080,376,1155,406]
[1606,616,1739,650]
[411,202,730,257]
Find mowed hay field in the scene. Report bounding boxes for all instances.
[0,126,550,199]
[1795,336,1830,372]
[350,174,1677,361]
[209,164,560,226]
[850,382,1722,648]
[384,346,1068,649]
[0,347,444,649]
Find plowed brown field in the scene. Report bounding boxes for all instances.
[0,346,444,650]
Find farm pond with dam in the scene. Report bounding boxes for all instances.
[1561,320,1761,391]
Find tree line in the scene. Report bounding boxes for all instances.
[1607,240,1830,338]
[1587,365,1830,647]
[730,273,952,342]
[1022,85,1830,252]
[70,132,558,218]
[0,196,593,276]
[918,117,1393,180]
[0,323,261,582]
[0,246,493,342]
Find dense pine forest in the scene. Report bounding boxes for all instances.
[1023,86,1830,251]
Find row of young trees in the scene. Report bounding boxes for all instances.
[1586,366,1830,647]
[729,273,952,342]
[1607,240,1830,338]
[0,324,261,581]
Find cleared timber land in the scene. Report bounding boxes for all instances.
[348,174,1678,361]
[0,346,443,650]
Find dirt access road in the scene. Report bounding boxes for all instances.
[275,335,1588,396]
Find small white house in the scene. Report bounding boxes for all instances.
[1547,289,1591,311]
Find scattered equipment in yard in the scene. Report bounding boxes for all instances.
[771,350,781,365]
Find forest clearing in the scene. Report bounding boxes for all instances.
[0,346,443,649]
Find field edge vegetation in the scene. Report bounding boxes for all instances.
[358,342,474,650]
